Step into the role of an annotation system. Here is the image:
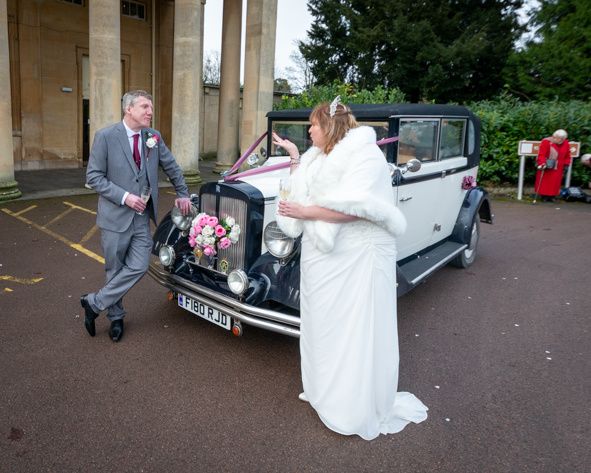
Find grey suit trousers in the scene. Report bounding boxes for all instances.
[87,212,152,320]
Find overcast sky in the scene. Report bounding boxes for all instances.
[203,0,313,78]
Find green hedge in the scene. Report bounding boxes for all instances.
[471,96,591,187]
[276,82,406,110]
[276,86,591,187]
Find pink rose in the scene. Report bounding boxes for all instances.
[203,245,216,256]
[215,225,226,237]
[194,225,203,235]
[188,235,196,247]
[198,216,209,227]
[207,216,219,227]
[219,237,231,249]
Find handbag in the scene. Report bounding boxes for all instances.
[545,146,559,169]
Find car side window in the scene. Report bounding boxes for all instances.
[397,120,438,164]
[439,119,466,159]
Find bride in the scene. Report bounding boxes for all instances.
[274,97,428,440]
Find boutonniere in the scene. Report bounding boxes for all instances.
[144,131,160,157]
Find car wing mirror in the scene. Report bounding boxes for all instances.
[247,153,260,167]
[405,158,422,173]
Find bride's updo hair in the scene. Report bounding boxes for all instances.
[310,101,358,154]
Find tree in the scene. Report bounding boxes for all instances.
[203,51,221,85]
[503,0,591,101]
[300,0,525,102]
[274,78,293,93]
[284,49,315,92]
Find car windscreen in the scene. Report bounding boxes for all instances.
[270,120,389,157]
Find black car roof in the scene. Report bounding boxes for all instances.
[267,103,474,120]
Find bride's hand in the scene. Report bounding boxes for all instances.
[277,200,306,220]
[272,132,299,159]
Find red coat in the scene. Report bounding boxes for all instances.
[535,138,571,196]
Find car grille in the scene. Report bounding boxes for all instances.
[200,193,248,273]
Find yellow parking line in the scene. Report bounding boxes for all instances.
[0,275,44,284]
[1,208,105,265]
[70,243,105,264]
[79,224,99,244]
[63,201,97,215]
[45,207,74,227]
[13,205,37,216]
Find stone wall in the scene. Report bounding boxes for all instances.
[9,0,157,170]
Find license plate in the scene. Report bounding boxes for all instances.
[177,294,231,330]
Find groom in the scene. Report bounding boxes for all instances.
[81,90,191,342]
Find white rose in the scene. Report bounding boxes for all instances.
[196,234,204,244]
[231,225,241,235]
[202,225,214,236]
[225,217,235,227]
[146,137,157,148]
[229,232,239,243]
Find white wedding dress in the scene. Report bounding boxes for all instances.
[299,220,428,440]
[276,126,428,440]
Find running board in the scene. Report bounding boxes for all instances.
[399,241,467,286]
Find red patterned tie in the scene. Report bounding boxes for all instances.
[132,133,141,169]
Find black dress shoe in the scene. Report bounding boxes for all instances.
[109,319,124,342]
[80,295,99,337]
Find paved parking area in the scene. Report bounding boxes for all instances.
[0,194,590,473]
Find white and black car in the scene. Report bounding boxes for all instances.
[148,104,493,337]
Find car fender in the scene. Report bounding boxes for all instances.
[451,187,493,245]
[246,244,301,310]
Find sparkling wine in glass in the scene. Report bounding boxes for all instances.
[138,186,151,215]
[279,178,291,201]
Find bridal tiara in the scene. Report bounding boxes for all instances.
[329,95,341,118]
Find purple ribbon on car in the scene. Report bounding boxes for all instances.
[223,134,399,182]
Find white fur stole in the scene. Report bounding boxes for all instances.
[276,126,406,252]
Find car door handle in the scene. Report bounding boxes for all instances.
[399,196,413,202]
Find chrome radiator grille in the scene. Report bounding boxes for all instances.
[200,193,248,272]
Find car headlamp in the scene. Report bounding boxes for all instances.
[159,245,176,267]
[263,221,295,258]
[227,269,249,295]
[171,205,196,232]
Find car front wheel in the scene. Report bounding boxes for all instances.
[452,219,480,268]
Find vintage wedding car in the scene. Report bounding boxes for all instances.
[148,104,493,337]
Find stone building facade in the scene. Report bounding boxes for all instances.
[1,0,278,200]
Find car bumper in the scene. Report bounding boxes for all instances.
[148,262,301,337]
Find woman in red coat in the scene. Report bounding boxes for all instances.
[535,129,571,202]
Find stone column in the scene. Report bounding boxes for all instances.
[89,0,121,147]
[214,0,242,173]
[0,0,20,201]
[171,0,202,185]
[240,0,277,154]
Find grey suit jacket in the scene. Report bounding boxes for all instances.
[87,122,189,232]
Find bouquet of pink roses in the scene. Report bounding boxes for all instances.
[188,212,241,257]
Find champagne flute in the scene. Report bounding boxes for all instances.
[137,185,151,215]
[279,178,291,201]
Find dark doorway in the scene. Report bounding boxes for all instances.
[83,98,89,164]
